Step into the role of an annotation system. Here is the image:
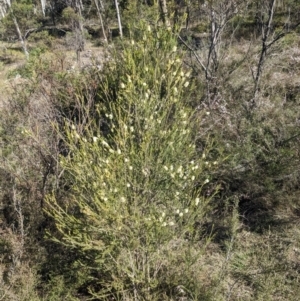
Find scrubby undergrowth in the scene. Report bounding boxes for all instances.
[1,1,300,300]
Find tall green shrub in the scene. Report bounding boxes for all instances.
[46,23,217,300]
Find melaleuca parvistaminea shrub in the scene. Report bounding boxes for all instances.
[47,22,218,300]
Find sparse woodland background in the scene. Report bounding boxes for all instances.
[1,0,300,300]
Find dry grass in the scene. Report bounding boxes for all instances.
[0,40,106,108]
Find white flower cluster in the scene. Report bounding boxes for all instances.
[157,204,193,228]
[175,208,189,217]
[159,212,175,227]
[162,161,200,183]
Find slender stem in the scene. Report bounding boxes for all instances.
[94,0,107,42]
[115,0,123,38]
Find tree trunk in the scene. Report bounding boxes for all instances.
[99,0,104,10]
[40,0,46,16]
[13,16,29,59]
[114,0,123,38]
[94,0,107,42]
[159,0,170,27]
[5,0,28,58]
[253,0,276,104]
[0,5,7,18]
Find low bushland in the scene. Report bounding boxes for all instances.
[0,4,300,300]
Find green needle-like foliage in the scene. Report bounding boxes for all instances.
[46,22,217,300]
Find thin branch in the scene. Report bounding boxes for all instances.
[178,35,210,77]
[252,0,277,105]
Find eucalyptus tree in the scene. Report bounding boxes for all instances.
[1,0,38,58]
